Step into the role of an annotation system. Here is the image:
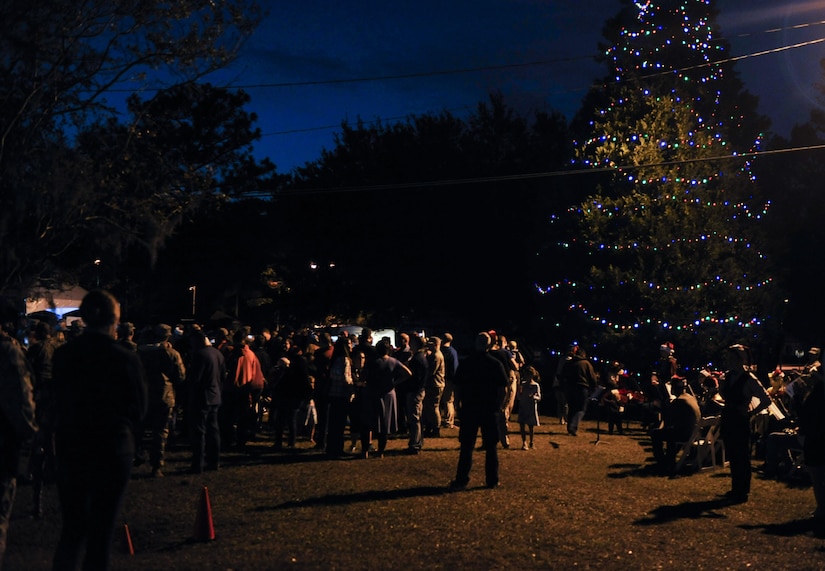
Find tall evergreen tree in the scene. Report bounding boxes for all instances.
[542,0,778,367]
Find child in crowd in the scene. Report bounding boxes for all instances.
[302,376,318,445]
[518,365,542,449]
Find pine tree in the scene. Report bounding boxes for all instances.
[544,0,778,367]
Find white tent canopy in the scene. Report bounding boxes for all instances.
[26,284,88,319]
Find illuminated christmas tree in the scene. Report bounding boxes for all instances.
[540,0,779,365]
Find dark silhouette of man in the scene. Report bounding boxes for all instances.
[186,328,225,473]
[449,332,509,490]
[51,290,147,571]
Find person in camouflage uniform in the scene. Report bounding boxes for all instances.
[137,324,185,477]
[0,298,37,570]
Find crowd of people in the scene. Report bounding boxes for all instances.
[2,287,825,568]
[0,289,542,570]
[554,340,825,511]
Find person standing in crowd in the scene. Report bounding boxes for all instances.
[440,332,459,430]
[250,334,273,432]
[393,333,412,366]
[497,334,520,448]
[271,338,313,450]
[553,346,575,425]
[325,336,354,458]
[354,328,378,368]
[185,328,225,473]
[392,333,413,436]
[137,323,185,477]
[507,339,526,372]
[227,329,266,449]
[487,331,516,448]
[719,343,771,503]
[403,333,428,454]
[51,290,147,571]
[351,329,378,453]
[600,361,626,436]
[311,331,334,451]
[26,321,59,518]
[517,365,541,450]
[562,345,598,436]
[797,358,825,531]
[360,340,411,458]
[0,298,37,570]
[348,338,367,454]
[423,336,445,438]
[116,321,137,352]
[449,332,510,490]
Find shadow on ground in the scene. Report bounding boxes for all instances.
[633,498,733,525]
[254,485,455,512]
[741,517,825,539]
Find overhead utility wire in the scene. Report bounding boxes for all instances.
[237,56,588,89]
[248,144,825,198]
[723,19,825,39]
[232,19,825,91]
[641,37,825,80]
[259,36,825,138]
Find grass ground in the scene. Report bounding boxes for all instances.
[5,417,824,570]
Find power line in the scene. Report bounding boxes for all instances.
[256,34,825,139]
[100,17,825,140]
[244,143,825,198]
[234,55,592,90]
[225,19,825,91]
[724,18,825,40]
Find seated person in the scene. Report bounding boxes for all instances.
[696,368,724,416]
[639,372,669,432]
[760,427,802,479]
[758,368,807,478]
[650,379,701,473]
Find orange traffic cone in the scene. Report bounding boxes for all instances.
[193,486,216,542]
[121,523,135,555]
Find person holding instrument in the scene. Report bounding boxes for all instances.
[719,343,771,504]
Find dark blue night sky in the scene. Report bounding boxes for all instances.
[201,0,825,172]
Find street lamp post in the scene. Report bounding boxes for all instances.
[189,285,196,317]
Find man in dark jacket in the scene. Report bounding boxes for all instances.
[440,332,460,430]
[562,346,598,436]
[186,328,226,473]
[403,334,428,454]
[51,289,147,571]
[271,341,313,449]
[449,332,509,490]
